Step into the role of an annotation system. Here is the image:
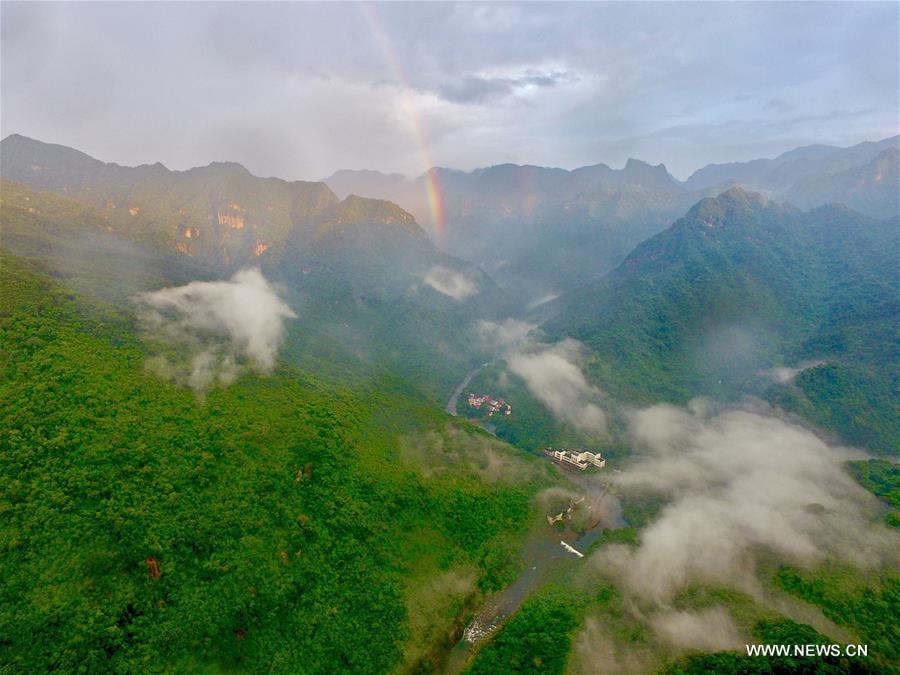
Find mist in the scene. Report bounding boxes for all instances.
[474,318,536,351]
[585,398,898,649]
[476,325,897,654]
[135,267,296,392]
[506,338,608,436]
[758,360,826,385]
[424,265,478,300]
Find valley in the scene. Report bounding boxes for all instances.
[2,127,898,673]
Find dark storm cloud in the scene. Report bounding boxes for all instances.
[2,1,897,179]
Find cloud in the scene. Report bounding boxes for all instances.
[438,69,577,104]
[526,292,559,310]
[3,3,896,180]
[473,326,608,435]
[424,265,478,300]
[135,267,295,391]
[650,607,743,651]
[506,339,607,435]
[594,401,896,609]
[570,616,658,674]
[474,318,536,351]
[758,360,825,385]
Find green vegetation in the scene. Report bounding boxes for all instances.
[774,565,899,666]
[465,589,586,674]
[0,252,540,672]
[666,617,882,674]
[0,179,213,302]
[3,136,898,674]
[848,459,900,527]
[545,189,899,455]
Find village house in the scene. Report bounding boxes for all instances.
[466,393,512,416]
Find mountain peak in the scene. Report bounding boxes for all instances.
[716,184,767,203]
[331,194,424,237]
[197,160,252,176]
[624,157,658,170]
[1,134,104,172]
[686,186,769,228]
[619,158,678,189]
[327,168,406,181]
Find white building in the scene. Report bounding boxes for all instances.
[543,448,606,470]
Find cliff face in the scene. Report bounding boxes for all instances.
[1,135,423,271]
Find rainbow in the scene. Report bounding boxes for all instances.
[359,2,447,238]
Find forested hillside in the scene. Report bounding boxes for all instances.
[0,137,514,403]
[545,188,899,453]
[0,252,546,672]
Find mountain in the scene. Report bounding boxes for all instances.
[1,134,415,270]
[0,250,547,672]
[683,144,840,192]
[326,137,899,299]
[326,160,721,298]
[684,135,900,202]
[0,136,512,399]
[3,137,898,672]
[784,146,900,218]
[325,169,411,201]
[0,178,214,302]
[544,187,899,453]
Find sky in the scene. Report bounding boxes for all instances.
[2,1,898,181]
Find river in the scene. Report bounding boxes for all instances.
[439,363,624,673]
[445,362,490,416]
[442,480,624,673]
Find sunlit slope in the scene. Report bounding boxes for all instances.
[0,179,215,301]
[545,187,899,453]
[1,153,512,402]
[0,252,544,672]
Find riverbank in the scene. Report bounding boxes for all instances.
[445,362,490,416]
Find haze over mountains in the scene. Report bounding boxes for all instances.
[3,131,898,417]
[545,187,899,452]
[326,135,899,296]
[2,130,898,673]
[1,134,510,398]
[2,0,898,671]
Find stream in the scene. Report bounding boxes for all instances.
[439,362,624,673]
[442,481,624,674]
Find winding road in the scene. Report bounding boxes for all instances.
[445,362,490,416]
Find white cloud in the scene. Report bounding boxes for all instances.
[136,267,296,391]
[474,318,536,351]
[595,401,896,607]
[758,360,825,385]
[650,607,743,651]
[424,265,478,300]
[506,339,607,435]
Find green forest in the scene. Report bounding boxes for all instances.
[1,133,897,674]
[0,252,544,672]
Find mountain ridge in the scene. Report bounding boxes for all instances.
[1,134,425,270]
[543,186,898,452]
[684,134,900,192]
